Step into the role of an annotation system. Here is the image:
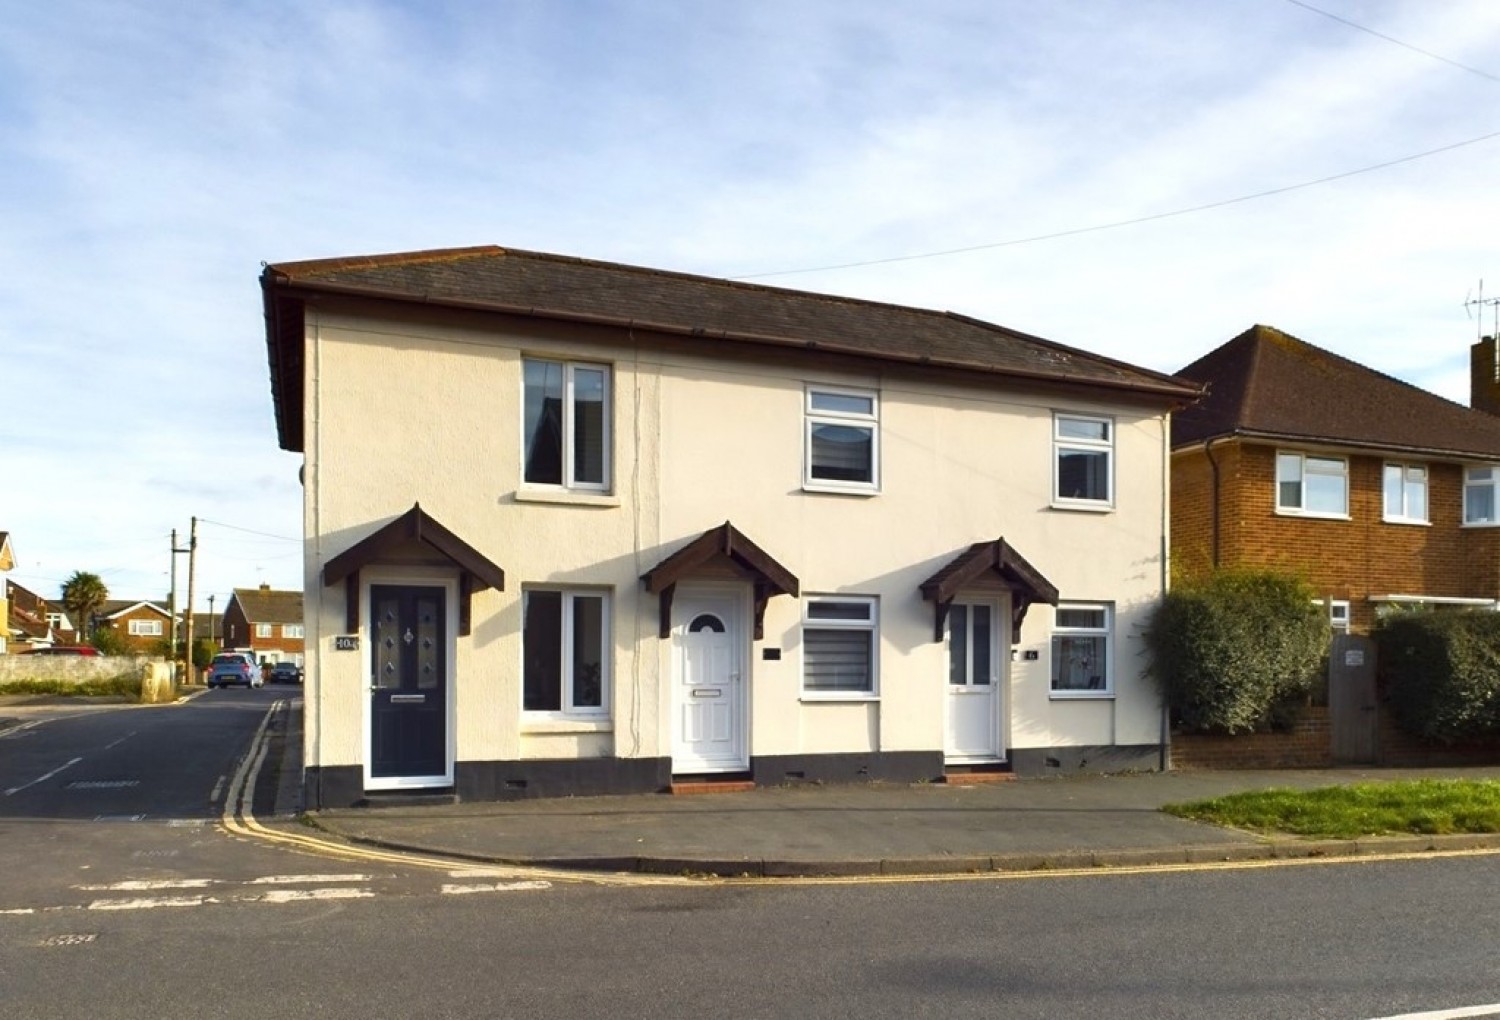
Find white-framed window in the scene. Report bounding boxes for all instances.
[1053,413,1113,507]
[283,624,304,639]
[255,623,273,638]
[1465,466,1500,525]
[1383,463,1428,523]
[1051,603,1112,696]
[128,619,163,637]
[1276,451,1348,516]
[522,358,611,491]
[522,589,610,717]
[804,386,880,492]
[802,596,878,696]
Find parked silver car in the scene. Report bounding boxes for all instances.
[207,652,263,689]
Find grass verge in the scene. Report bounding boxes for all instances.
[1164,779,1500,838]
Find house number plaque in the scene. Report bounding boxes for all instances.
[334,635,360,651]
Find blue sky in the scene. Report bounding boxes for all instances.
[4,0,1498,612]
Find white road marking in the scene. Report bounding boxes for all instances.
[5,756,83,796]
[0,908,38,915]
[210,775,226,803]
[1367,1006,1500,1020]
[102,732,135,751]
[89,896,212,911]
[76,879,216,892]
[440,881,552,895]
[248,874,374,885]
[258,888,374,903]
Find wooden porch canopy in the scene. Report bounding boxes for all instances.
[322,503,506,636]
[641,522,799,639]
[918,539,1059,643]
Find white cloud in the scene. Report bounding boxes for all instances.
[4,0,1500,607]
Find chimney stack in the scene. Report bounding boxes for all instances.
[1471,336,1500,416]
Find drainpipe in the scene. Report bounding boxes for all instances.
[1204,436,1224,569]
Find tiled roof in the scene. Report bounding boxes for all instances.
[262,246,1202,452]
[1172,324,1500,459]
[232,587,303,625]
[101,600,171,619]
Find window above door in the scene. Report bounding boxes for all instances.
[522,358,612,493]
[804,385,880,494]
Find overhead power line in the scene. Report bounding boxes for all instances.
[735,129,1500,281]
[1284,0,1500,85]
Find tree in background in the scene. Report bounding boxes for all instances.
[91,626,132,656]
[60,571,108,646]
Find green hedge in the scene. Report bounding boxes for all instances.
[1377,612,1500,743]
[1145,570,1328,734]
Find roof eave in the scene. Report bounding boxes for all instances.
[1172,427,1500,462]
[263,276,1203,404]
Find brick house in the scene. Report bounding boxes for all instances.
[99,600,173,653]
[1172,324,1500,633]
[5,579,61,652]
[222,585,305,666]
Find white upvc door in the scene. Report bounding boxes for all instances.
[944,598,1005,763]
[672,588,748,774]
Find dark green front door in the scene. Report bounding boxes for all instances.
[370,585,447,779]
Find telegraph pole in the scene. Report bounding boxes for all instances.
[184,517,198,682]
[168,528,192,683]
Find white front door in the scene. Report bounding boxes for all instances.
[672,589,747,774]
[945,599,1004,763]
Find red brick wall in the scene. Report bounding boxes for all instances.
[1170,709,1334,769]
[1171,707,1500,770]
[1172,441,1494,631]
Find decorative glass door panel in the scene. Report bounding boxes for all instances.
[370,585,448,780]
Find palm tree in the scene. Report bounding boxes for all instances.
[60,571,109,646]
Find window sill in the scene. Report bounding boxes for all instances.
[799,693,879,703]
[1273,509,1350,521]
[1461,521,1500,529]
[802,482,880,498]
[514,488,620,508]
[1049,691,1114,701]
[1382,517,1431,527]
[1049,500,1113,514]
[520,717,613,734]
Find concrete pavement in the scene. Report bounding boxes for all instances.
[294,765,1500,878]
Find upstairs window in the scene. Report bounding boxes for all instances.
[1053,414,1113,507]
[1383,463,1428,523]
[1466,467,1500,524]
[805,386,879,492]
[1276,452,1348,517]
[523,359,611,491]
[283,624,305,639]
[255,623,273,638]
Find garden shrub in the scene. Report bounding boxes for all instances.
[1377,611,1500,743]
[1144,570,1328,734]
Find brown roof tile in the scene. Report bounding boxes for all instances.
[262,246,1201,452]
[1172,324,1500,460]
[231,587,304,625]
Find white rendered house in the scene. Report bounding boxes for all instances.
[260,246,1199,805]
